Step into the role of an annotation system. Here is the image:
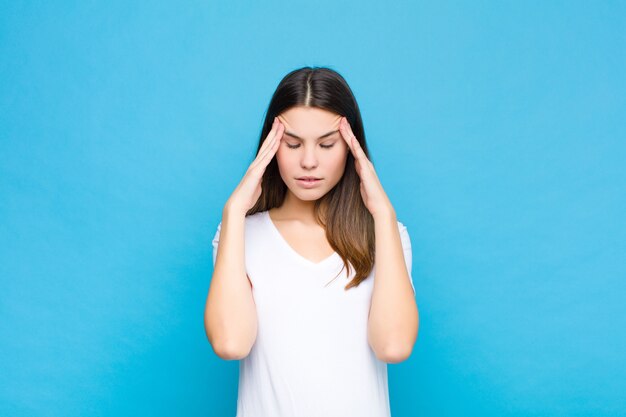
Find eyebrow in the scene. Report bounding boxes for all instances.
[283,130,339,141]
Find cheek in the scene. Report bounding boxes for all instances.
[275,148,294,172]
[326,150,348,176]
[332,145,349,165]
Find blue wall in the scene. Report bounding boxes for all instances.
[1,1,624,416]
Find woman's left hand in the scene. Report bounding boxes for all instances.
[339,117,395,219]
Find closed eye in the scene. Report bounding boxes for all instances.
[286,143,335,149]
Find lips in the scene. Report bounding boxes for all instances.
[297,176,321,180]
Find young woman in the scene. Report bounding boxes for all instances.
[204,66,419,417]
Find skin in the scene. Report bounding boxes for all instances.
[273,106,349,222]
[272,106,419,362]
[209,105,419,362]
[269,106,349,262]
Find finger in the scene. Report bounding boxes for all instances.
[251,121,284,171]
[338,118,356,156]
[340,118,371,167]
[261,121,283,164]
[256,117,280,157]
[252,118,282,168]
[349,131,368,162]
[342,118,360,159]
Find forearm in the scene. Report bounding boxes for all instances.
[204,204,258,360]
[367,208,419,363]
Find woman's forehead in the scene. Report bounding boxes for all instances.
[278,107,341,138]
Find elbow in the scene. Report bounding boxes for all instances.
[204,316,257,361]
[212,339,252,361]
[371,313,419,364]
[204,320,253,361]
[375,343,413,364]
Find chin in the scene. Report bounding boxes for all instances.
[292,189,326,201]
[287,183,329,201]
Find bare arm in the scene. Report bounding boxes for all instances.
[367,209,419,364]
[204,203,258,360]
[335,116,419,364]
[204,116,283,360]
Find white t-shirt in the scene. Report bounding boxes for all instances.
[211,210,415,417]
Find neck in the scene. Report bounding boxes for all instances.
[271,190,326,225]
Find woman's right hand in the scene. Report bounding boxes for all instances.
[225,116,284,215]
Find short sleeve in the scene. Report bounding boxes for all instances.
[212,221,222,268]
[398,221,416,295]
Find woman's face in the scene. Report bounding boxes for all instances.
[276,106,349,201]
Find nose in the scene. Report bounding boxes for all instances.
[300,145,319,170]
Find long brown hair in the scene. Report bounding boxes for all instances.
[248,66,375,291]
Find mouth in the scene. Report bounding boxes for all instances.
[295,177,323,188]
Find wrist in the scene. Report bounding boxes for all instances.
[223,200,248,219]
[372,205,396,223]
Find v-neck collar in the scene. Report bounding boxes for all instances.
[264,210,340,268]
